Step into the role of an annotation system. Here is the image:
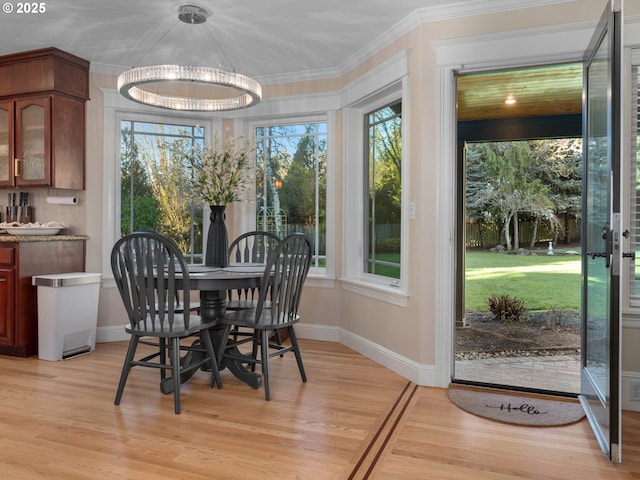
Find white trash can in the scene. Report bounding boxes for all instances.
[32,272,101,361]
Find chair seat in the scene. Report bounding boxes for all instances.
[222,308,299,330]
[155,301,201,314]
[126,314,216,338]
[226,300,271,310]
[225,299,258,310]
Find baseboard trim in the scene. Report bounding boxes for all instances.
[338,329,436,386]
[96,322,438,386]
[97,325,128,343]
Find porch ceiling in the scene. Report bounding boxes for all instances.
[457,63,583,122]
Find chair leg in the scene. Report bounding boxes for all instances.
[250,331,260,372]
[159,337,167,381]
[260,329,271,401]
[288,326,307,382]
[170,337,182,414]
[114,335,139,406]
[200,329,222,389]
[217,324,233,366]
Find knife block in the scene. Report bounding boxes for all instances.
[6,206,33,224]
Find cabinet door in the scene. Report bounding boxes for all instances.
[0,101,14,186]
[0,268,14,346]
[14,96,51,186]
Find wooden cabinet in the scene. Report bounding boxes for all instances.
[14,97,50,186]
[0,240,85,357]
[0,48,89,190]
[0,96,50,187]
[0,268,15,348]
[0,101,13,186]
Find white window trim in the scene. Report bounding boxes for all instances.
[622,47,640,328]
[233,94,338,288]
[247,114,333,279]
[100,88,219,287]
[341,51,409,306]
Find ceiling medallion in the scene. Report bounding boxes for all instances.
[117,4,262,112]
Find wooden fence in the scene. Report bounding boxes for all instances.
[466,218,580,249]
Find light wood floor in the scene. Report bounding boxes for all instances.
[0,339,639,479]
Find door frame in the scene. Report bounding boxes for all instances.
[453,99,583,393]
[434,20,637,387]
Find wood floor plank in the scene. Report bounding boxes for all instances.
[369,386,640,479]
[0,340,407,480]
[0,339,638,479]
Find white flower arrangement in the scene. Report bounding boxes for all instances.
[187,134,256,205]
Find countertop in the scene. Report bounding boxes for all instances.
[0,234,88,242]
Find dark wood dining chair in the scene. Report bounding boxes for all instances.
[111,231,221,414]
[226,230,280,310]
[226,230,282,351]
[133,230,200,314]
[218,233,312,400]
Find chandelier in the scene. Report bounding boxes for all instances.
[117,4,262,112]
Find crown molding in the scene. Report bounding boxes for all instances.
[337,0,577,81]
[92,0,578,84]
[416,0,576,23]
[254,66,342,86]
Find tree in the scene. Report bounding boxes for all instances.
[466,145,500,247]
[530,139,582,245]
[120,125,158,236]
[136,134,194,252]
[371,111,401,223]
[278,132,326,225]
[471,141,558,251]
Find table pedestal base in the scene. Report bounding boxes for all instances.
[160,288,262,393]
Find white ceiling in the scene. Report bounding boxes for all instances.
[1,0,573,82]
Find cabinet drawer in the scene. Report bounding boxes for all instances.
[0,247,15,266]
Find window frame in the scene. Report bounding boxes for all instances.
[363,99,403,281]
[623,48,640,323]
[101,88,219,285]
[246,114,334,279]
[118,118,207,262]
[342,73,409,305]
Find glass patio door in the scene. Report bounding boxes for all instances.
[580,0,622,462]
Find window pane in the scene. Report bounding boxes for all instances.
[255,122,327,268]
[119,120,205,264]
[366,101,402,279]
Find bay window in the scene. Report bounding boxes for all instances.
[365,101,402,280]
[119,119,206,263]
[255,121,327,270]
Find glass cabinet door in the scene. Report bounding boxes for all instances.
[15,97,50,186]
[0,101,12,185]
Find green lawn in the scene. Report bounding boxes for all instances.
[465,250,581,312]
[369,253,401,278]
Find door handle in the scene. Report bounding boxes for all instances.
[603,222,611,268]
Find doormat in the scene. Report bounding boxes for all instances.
[448,387,585,426]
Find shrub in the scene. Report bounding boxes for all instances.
[544,306,570,329]
[380,238,400,253]
[487,294,527,322]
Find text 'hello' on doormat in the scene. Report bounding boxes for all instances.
[448,388,586,426]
